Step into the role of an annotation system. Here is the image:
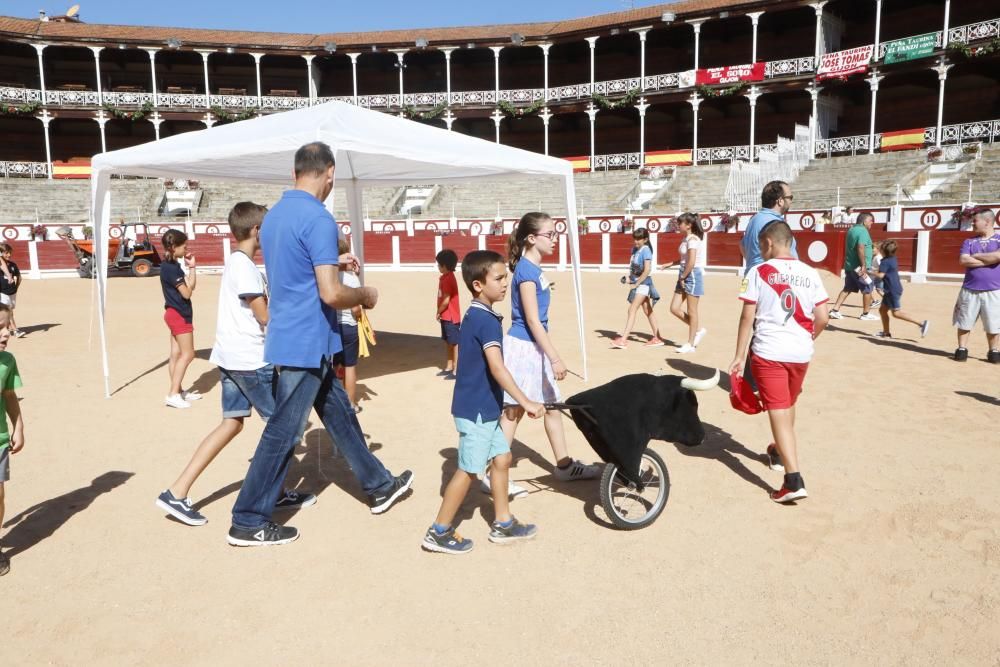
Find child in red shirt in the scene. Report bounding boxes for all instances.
[436,249,461,378]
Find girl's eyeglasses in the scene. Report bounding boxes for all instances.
[534,232,558,239]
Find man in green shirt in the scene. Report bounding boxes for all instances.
[830,212,878,321]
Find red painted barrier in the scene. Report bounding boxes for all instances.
[363,233,393,264]
[608,234,635,265]
[708,233,744,268]
[439,235,479,262]
[34,240,81,270]
[578,234,603,264]
[870,230,919,273]
[927,232,966,275]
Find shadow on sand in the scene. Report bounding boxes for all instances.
[2,471,134,558]
[111,348,212,396]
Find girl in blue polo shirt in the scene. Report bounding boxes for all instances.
[159,229,199,409]
[612,227,664,349]
[485,212,601,498]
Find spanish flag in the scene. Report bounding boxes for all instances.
[880,128,925,152]
[644,149,693,166]
[564,156,591,173]
[52,159,92,179]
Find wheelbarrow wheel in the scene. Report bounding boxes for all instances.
[599,448,670,530]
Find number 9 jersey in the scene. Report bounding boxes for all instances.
[739,257,830,363]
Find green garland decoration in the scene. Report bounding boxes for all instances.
[497,98,545,118]
[102,101,154,122]
[946,37,1000,59]
[0,101,41,116]
[210,106,258,124]
[591,88,641,111]
[402,101,448,122]
[696,82,748,99]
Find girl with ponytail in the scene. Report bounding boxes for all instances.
[159,228,200,409]
[485,213,601,498]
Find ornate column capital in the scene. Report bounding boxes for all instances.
[31,43,49,55]
[38,109,54,126]
[809,1,827,16]
[629,26,652,40]
[687,19,707,33]
[345,52,360,63]
[539,43,552,55]
[539,107,553,124]
[585,36,599,48]
[302,54,316,64]
[143,48,159,61]
[745,85,761,105]
[489,108,504,126]
[250,52,265,63]
[440,47,457,58]
[866,70,884,91]
[747,11,764,25]
[636,96,649,115]
[196,49,215,61]
[489,46,504,57]
[88,46,104,57]
[585,102,598,120]
[94,110,109,126]
[689,93,702,109]
[932,58,953,80]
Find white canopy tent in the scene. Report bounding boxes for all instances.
[90,101,587,397]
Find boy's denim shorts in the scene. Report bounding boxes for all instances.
[454,415,510,475]
[0,446,9,482]
[220,364,277,420]
[335,323,360,368]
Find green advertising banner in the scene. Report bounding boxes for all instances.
[883,33,938,64]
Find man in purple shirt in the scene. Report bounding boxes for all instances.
[953,207,1000,363]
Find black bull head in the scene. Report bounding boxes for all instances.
[564,371,719,484]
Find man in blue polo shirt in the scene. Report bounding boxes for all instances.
[228,142,413,547]
[741,180,798,275]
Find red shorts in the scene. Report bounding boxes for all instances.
[163,307,193,336]
[750,354,808,410]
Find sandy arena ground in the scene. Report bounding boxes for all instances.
[1,267,998,664]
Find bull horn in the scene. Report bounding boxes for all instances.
[680,369,720,391]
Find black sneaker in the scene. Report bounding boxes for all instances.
[274,489,318,510]
[369,470,414,514]
[156,489,207,526]
[227,521,299,547]
[0,550,9,576]
[988,350,1000,364]
[766,444,784,472]
[488,516,537,544]
[422,526,474,555]
[954,347,969,362]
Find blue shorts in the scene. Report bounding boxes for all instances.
[883,291,902,310]
[677,267,704,297]
[220,365,276,420]
[627,277,660,307]
[335,323,359,368]
[843,270,874,295]
[440,320,460,345]
[0,446,9,482]
[454,415,510,475]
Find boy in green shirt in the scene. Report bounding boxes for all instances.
[0,303,24,576]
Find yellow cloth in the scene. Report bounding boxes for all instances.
[357,310,376,358]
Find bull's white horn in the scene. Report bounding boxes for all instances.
[680,368,720,391]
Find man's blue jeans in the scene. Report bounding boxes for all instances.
[232,358,394,530]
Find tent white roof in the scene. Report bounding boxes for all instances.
[90,100,587,396]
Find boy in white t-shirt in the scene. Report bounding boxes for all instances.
[155,202,316,526]
[729,221,830,504]
[334,237,363,413]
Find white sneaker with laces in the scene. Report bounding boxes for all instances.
[165,394,191,409]
[829,310,843,319]
[553,459,602,482]
[480,473,529,499]
[676,343,696,354]
[692,328,707,347]
[859,312,879,321]
[181,390,202,401]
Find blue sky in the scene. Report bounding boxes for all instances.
[8,1,665,33]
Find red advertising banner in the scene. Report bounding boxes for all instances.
[816,45,874,80]
[695,63,765,85]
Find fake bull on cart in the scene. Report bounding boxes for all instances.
[548,369,719,530]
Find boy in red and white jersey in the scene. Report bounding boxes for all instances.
[729,221,829,503]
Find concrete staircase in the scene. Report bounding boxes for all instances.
[2,148,997,228]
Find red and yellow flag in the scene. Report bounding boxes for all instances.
[880,128,925,152]
[644,149,693,166]
[52,159,91,179]
[564,155,591,173]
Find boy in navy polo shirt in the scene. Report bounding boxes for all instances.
[422,250,545,555]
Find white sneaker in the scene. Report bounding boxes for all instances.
[480,473,529,500]
[829,310,843,319]
[553,459,602,482]
[181,390,202,401]
[859,312,879,321]
[692,328,707,347]
[676,343,696,354]
[920,320,930,338]
[165,394,191,409]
